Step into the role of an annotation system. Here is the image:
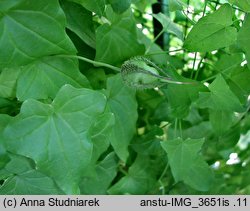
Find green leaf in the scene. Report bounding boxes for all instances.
[165,83,206,119]
[107,0,131,14]
[218,125,240,149]
[197,75,243,112]
[4,85,108,194]
[95,9,145,65]
[237,15,250,68]
[89,113,115,162]
[184,107,203,125]
[80,153,118,194]
[96,23,144,65]
[131,126,164,156]
[0,170,63,194]
[0,98,19,116]
[0,151,9,170]
[161,138,204,181]
[108,155,158,194]
[167,110,213,140]
[105,75,137,161]
[1,154,34,175]
[209,109,234,135]
[16,56,90,101]
[84,68,107,90]
[0,155,62,194]
[0,115,11,169]
[66,30,96,71]
[67,0,105,16]
[184,157,214,191]
[180,122,213,140]
[105,6,137,35]
[0,68,20,98]
[0,112,9,125]
[161,138,213,191]
[61,0,96,48]
[227,66,250,104]
[229,0,250,12]
[153,13,183,41]
[0,0,76,69]
[184,4,237,52]
[214,53,243,74]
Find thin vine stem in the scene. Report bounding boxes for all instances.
[201,61,217,69]
[202,74,217,83]
[145,28,165,54]
[119,166,129,176]
[56,55,120,72]
[191,2,207,80]
[166,182,179,194]
[194,57,203,80]
[203,0,208,15]
[194,53,208,80]
[190,52,197,79]
[184,0,190,38]
[158,163,169,195]
[159,163,169,181]
[179,119,183,138]
[145,48,184,56]
[182,9,196,25]
[174,118,178,138]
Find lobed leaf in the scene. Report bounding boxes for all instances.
[0,155,62,194]
[0,115,11,169]
[80,153,118,194]
[16,56,90,101]
[61,0,96,48]
[4,85,110,194]
[105,75,138,161]
[229,0,250,12]
[214,53,243,74]
[237,15,250,69]
[227,66,250,104]
[209,109,234,135]
[0,0,76,69]
[95,8,145,65]
[197,75,243,112]
[184,4,237,52]
[0,68,20,98]
[161,138,214,191]
[165,83,206,119]
[108,155,158,194]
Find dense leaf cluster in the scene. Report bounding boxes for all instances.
[0,0,250,194]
